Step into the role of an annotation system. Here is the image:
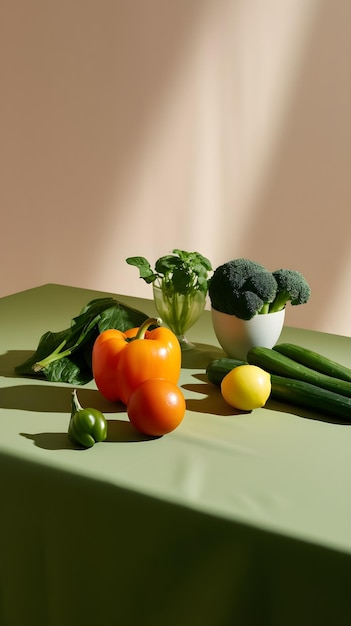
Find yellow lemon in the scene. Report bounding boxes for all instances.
[221,364,271,411]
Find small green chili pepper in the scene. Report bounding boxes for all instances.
[68,389,107,448]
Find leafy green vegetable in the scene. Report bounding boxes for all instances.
[126,250,212,343]
[15,297,148,385]
[126,249,212,295]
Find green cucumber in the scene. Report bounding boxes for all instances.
[206,357,247,386]
[273,343,351,382]
[206,358,351,420]
[247,346,351,398]
[269,375,351,420]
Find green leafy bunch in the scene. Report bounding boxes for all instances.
[15,297,148,385]
[126,249,213,296]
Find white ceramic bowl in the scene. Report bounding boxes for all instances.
[211,308,285,360]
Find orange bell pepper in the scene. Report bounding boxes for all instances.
[92,318,181,405]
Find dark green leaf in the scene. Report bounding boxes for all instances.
[15,297,149,384]
[44,355,92,385]
[155,255,182,276]
[126,256,156,283]
[98,303,148,333]
[14,329,70,376]
[172,268,192,293]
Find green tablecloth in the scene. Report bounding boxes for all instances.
[1,284,351,625]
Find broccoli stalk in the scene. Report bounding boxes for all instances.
[268,269,311,313]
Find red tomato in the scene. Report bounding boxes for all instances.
[127,379,186,436]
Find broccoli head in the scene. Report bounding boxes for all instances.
[209,258,278,320]
[209,259,311,319]
[269,269,311,313]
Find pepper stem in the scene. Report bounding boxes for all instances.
[71,389,83,418]
[134,317,162,340]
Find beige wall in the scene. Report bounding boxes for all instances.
[1,0,351,335]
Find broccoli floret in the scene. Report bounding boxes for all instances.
[209,259,311,319]
[209,258,263,318]
[248,270,278,312]
[269,269,311,313]
[209,258,278,320]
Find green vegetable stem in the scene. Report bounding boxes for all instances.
[68,390,107,448]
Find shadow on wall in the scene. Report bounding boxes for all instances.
[1,0,351,336]
[226,0,351,335]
